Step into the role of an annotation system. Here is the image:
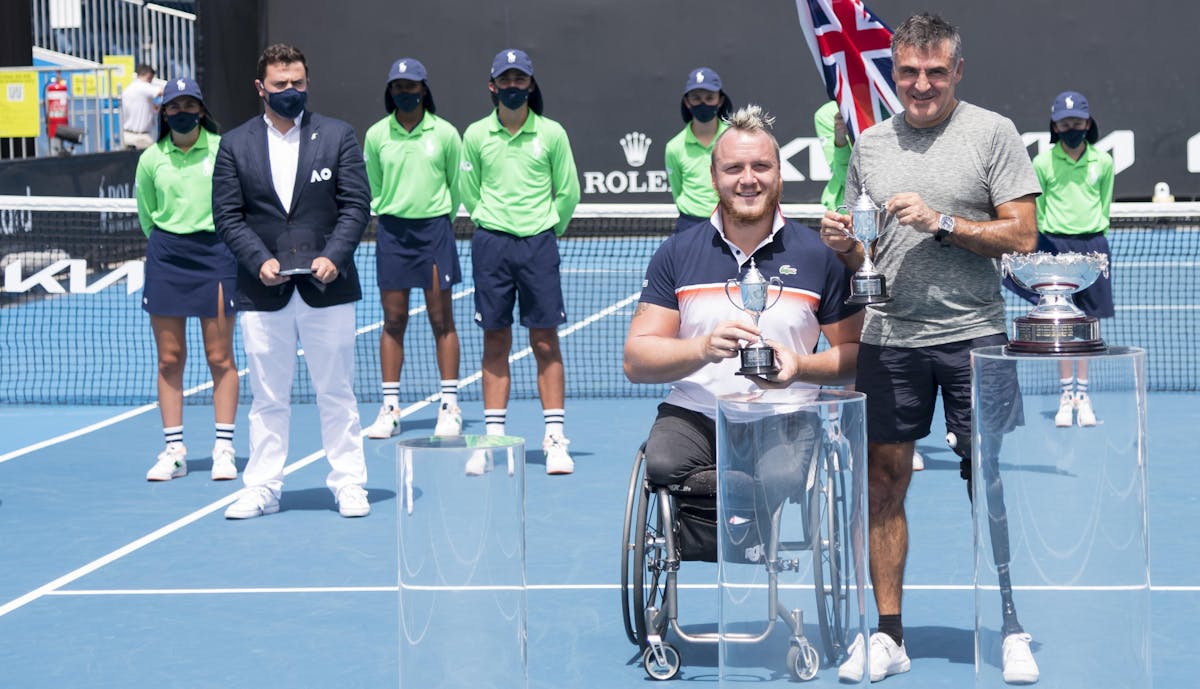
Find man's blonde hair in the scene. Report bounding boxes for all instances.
[712,104,781,166]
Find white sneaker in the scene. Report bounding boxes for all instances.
[146,444,188,481]
[912,449,925,471]
[1054,391,1074,427]
[336,484,370,518]
[1074,392,1096,427]
[211,446,237,481]
[224,486,280,519]
[1002,632,1039,684]
[464,450,491,476]
[365,406,401,439]
[543,435,574,475]
[434,404,463,437]
[838,632,910,682]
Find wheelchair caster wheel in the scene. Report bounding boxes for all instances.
[642,642,681,681]
[787,641,820,681]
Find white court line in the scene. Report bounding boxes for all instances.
[0,289,640,619]
[0,287,476,466]
[41,582,1200,597]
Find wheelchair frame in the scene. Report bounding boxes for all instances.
[620,427,853,681]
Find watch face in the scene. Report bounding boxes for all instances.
[938,214,954,232]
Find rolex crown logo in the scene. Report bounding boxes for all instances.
[618,132,652,168]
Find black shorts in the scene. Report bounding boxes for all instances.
[856,333,1022,444]
[470,228,566,329]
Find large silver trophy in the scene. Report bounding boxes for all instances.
[838,184,892,304]
[1002,251,1109,354]
[725,259,784,376]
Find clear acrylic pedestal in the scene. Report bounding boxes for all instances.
[971,346,1149,688]
[715,389,870,686]
[396,435,526,689]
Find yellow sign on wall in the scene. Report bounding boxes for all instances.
[104,55,135,93]
[0,71,40,137]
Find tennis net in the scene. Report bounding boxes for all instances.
[2,195,1198,405]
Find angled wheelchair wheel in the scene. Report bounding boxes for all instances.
[810,435,852,665]
[620,444,647,645]
[633,482,669,648]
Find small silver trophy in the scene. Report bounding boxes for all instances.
[838,184,892,304]
[724,259,784,376]
[1002,251,1109,354]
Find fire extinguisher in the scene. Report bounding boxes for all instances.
[45,77,69,140]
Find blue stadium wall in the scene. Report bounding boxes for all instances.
[221,0,1195,202]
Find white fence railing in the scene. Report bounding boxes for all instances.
[31,0,196,78]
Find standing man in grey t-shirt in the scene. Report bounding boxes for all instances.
[819,13,1043,685]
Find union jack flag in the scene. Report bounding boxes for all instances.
[796,0,902,141]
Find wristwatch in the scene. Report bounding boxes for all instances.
[934,213,956,243]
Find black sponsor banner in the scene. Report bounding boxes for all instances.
[216,0,1198,202]
[0,149,139,199]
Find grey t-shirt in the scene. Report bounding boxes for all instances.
[846,101,1041,347]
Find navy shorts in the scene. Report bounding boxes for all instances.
[856,333,1022,444]
[143,229,236,318]
[376,215,461,292]
[470,227,566,329]
[1003,232,1114,319]
[675,213,708,234]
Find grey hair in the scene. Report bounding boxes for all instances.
[891,13,962,65]
[713,104,781,164]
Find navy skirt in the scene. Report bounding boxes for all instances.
[376,215,462,291]
[143,229,237,318]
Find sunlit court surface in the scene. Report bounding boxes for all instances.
[1,206,1198,688]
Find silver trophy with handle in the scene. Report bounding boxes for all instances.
[837,184,892,304]
[724,259,784,376]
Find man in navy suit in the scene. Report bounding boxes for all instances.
[213,43,372,519]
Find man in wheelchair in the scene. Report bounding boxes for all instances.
[623,104,864,679]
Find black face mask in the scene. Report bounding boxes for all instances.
[265,87,307,119]
[1058,127,1087,149]
[496,87,529,110]
[690,102,719,123]
[166,111,200,134]
[392,92,422,113]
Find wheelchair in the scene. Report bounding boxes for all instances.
[619,418,854,681]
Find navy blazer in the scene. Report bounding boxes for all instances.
[212,111,370,311]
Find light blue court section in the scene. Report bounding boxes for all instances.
[0,395,1196,688]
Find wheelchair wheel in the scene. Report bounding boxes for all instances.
[787,640,820,682]
[633,482,669,648]
[620,444,646,645]
[810,436,851,665]
[642,642,682,681]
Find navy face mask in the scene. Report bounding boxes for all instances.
[690,102,719,123]
[1058,127,1087,148]
[266,87,307,119]
[392,92,422,113]
[496,87,529,110]
[166,111,200,134]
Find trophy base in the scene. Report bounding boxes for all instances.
[734,346,780,377]
[846,273,891,305]
[1006,315,1107,355]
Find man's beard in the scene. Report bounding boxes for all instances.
[719,184,781,224]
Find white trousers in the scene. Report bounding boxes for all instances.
[239,292,366,498]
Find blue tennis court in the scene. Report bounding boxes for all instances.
[1,224,1197,687]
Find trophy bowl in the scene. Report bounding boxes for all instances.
[1001,251,1109,355]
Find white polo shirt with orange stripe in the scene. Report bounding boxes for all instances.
[638,209,861,419]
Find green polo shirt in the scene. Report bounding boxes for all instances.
[814,100,852,211]
[134,128,219,237]
[363,111,462,219]
[459,109,580,237]
[664,120,727,217]
[1033,142,1114,235]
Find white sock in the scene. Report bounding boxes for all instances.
[440,380,458,409]
[214,423,235,451]
[1060,377,1074,396]
[163,425,183,449]
[484,408,507,436]
[543,408,564,440]
[1076,378,1089,396]
[383,381,400,410]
